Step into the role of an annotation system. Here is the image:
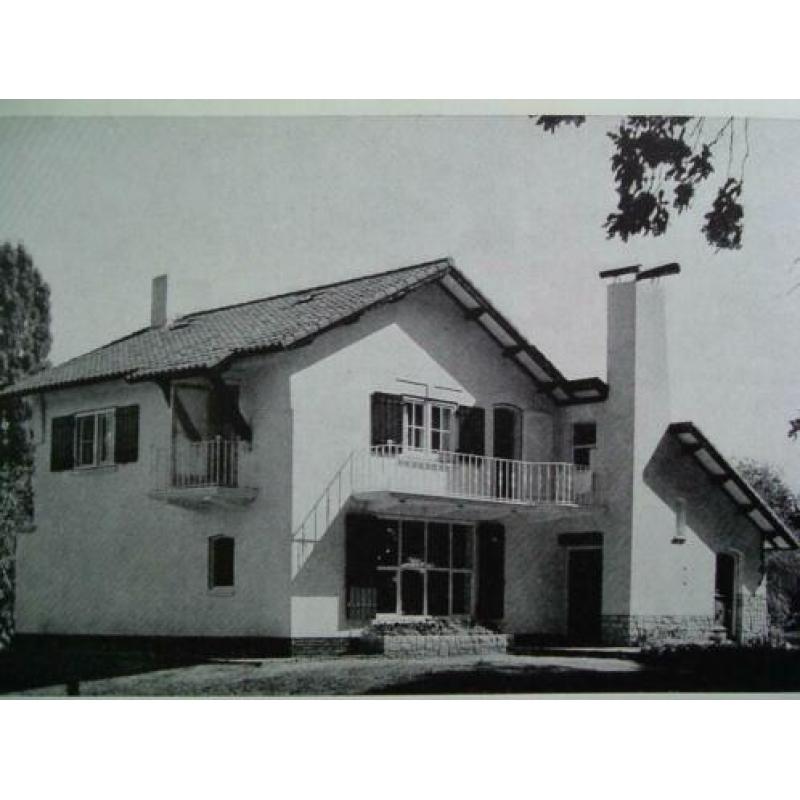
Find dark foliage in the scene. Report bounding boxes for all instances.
[535,114,748,250]
[0,243,51,647]
[735,459,800,628]
[702,178,744,250]
[534,115,586,133]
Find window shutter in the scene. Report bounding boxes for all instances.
[50,415,75,471]
[476,521,505,621]
[114,405,140,464]
[457,406,485,455]
[345,514,380,620]
[370,392,403,447]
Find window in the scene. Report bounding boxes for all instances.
[572,422,597,467]
[372,393,476,454]
[373,519,475,616]
[51,405,139,472]
[208,535,235,589]
[402,398,455,452]
[74,409,115,467]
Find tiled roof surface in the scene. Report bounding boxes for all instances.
[3,259,451,396]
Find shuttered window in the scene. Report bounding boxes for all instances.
[370,392,403,448]
[49,405,139,470]
[50,415,75,471]
[457,406,485,455]
[114,405,140,463]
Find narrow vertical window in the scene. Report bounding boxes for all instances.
[674,498,687,543]
[208,535,235,589]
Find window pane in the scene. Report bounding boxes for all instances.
[452,525,473,569]
[428,571,449,615]
[414,403,424,426]
[574,447,592,467]
[427,523,450,567]
[375,520,399,567]
[401,520,425,565]
[452,572,471,614]
[432,406,441,428]
[376,570,398,614]
[401,569,424,615]
[431,430,441,451]
[98,411,114,463]
[211,537,235,587]
[77,416,96,466]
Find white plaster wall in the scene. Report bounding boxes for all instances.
[16,366,294,638]
[287,283,558,636]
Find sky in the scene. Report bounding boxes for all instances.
[0,112,798,485]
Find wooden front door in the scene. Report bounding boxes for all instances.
[566,548,603,644]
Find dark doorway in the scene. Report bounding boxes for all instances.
[476,523,505,622]
[493,406,520,499]
[566,548,603,644]
[714,553,737,639]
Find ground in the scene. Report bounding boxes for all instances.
[4,646,800,696]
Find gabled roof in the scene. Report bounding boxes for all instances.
[668,422,799,551]
[1,258,606,405]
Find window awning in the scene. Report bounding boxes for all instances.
[668,422,799,551]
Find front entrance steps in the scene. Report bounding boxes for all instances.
[361,619,508,658]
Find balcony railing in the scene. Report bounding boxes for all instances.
[153,437,243,491]
[351,445,595,507]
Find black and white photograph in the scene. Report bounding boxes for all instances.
[1,105,799,698]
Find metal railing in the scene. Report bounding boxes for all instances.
[154,437,243,490]
[352,445,594,507]
[291,445,596,576]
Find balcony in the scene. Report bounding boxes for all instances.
[149,437,258,509]
[349,445,597,520]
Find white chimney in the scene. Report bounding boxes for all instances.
[151,274,168,328]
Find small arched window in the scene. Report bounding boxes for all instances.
[208,535,235,589]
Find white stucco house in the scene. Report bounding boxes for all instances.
[3,258,796,654]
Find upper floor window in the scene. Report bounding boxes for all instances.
[372,392,483,455]
[75,409,115,467]
[572,422,596,467]
[51,405,140,472]
[402,398,454,452]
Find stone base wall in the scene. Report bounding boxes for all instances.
[362,633,508,658]
[601,614,717,646]
[739,594,769,643]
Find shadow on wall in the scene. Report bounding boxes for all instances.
[643,433,762,594]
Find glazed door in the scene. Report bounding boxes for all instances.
[566,548,603,644]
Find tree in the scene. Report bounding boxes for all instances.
[736,459,800,628]
[534,114,750,251]
[0,243,51,647]
[535,115,800,438]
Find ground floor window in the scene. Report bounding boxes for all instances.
[348,517,475,618]
[208,535,235,590]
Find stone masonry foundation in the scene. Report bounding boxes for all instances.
[601,614,717,646]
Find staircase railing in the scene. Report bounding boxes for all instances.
[291,446,596,576]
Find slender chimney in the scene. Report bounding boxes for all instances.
[150,274,168,328]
